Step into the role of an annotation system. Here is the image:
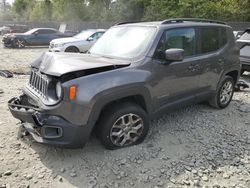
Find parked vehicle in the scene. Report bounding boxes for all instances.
[8,18,240,149]
[63,30,79,37]
[49,29,105,53]
[0,24,29,35]
[2,28,68,48]
[237,28,250,74]
[0,26,10,35]
[233,31,244,39]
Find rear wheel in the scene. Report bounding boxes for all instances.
[13,38,26,48]
[97,102,149,150]
[209,76,235,109]
[65,46,80,53]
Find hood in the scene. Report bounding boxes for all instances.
[31,52,131,77]
[51,37,82,44]
[5,33,27,37]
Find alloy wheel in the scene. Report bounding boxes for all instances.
[15,39,25,48]
[110,113,144,147]
[219,81,233,105]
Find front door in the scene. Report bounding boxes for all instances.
[150,27,201,111]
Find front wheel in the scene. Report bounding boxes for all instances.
[209,76,235,109]
[97,102,149,150]
[13,38,26,48]
[65,46,80,53]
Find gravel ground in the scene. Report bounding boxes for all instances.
[0,41,250,188]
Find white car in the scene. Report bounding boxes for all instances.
[49,29,105,53]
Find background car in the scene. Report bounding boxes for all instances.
[234,31,244,39]
[49,29,105,53]
[237,28,250,74]
[0,24,29,35]
[2,28,69,48]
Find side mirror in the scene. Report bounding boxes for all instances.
[34,32,38,36]
[165,48,184,62]
[87,37,94,42]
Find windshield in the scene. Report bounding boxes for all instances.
[239,31,250,40]
[25,28,37,35]
[89,26,157,59]
[74,30,95,40]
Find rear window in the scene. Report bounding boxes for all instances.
[200,27,228,54]
[200,28,220,53]
[239,31,250,40]
[38,29,57,34]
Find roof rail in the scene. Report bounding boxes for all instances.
[161,18,226,25]
[115,21,139,26]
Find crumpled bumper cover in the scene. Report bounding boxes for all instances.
[8,95,93,148]
[2,36,13,45]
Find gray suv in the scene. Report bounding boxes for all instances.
[8,18,240,149]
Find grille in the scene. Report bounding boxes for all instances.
[29,70,49,97]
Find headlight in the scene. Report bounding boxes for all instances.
[56,82,63,99]
[54,43,65,48]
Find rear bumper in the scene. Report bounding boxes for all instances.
[8,95,93,148]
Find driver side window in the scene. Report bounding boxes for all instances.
[154,28,196,59]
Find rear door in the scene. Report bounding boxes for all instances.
[196,27,229,100]
[151,27,201,110]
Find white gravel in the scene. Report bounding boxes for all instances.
[0,41,250,188]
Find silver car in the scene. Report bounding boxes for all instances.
[49,29,105,53]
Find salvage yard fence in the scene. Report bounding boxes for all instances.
[0,21,250,31]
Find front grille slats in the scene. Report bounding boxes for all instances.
[29,70,49,98]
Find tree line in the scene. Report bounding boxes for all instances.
[1,0,250,22]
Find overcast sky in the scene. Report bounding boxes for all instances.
[6,0,14,5]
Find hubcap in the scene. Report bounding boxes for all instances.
[16,40,24,48]
[220,81,233,105]
[110,113,144,147]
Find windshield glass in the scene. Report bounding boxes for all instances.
[74,30,94,40]
[89,26,157,59]
[239,31,250,40]
[25,28,37,35]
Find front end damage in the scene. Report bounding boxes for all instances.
[8,52,130,148]
[8,94,92,148]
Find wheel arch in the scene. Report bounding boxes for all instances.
[225,70,239,84]
[65,45,80,52]
[87,88,152,134]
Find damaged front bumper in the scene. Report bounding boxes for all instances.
[2,36,13,47]
[8,95,92,148]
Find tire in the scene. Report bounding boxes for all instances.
[209,76,235,109]
[13,38,26,48]
[97,102,149,150]
[65,46,80,53]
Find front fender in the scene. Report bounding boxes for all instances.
[63,67,153,124]
[87,85,152,124]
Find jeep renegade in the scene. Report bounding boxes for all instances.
[8,18,240,149]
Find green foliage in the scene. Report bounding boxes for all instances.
[7,0,250,22]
